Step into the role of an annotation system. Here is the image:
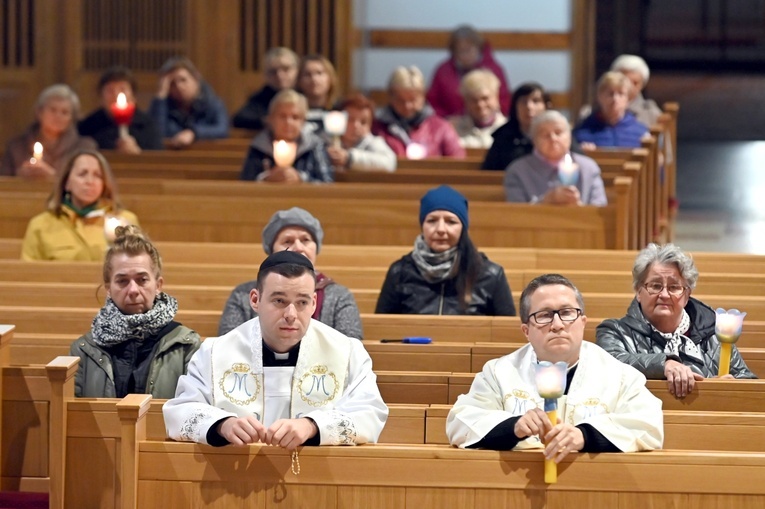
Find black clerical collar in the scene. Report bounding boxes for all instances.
[564,364,578,395]
[262,340,301,367]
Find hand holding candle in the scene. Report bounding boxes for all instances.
[323,111,348,148]
[273,140,298,169]
[535,361,568,483]
[558,153,579,186]
[110,92,136,138]
[715,308,746,376]
[30,142,43,164]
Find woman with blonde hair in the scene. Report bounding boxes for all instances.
[373,66,464,158]
[296,54,339,132]
[450,69,507,148]
[69,225,201,398]
[21,150,139,261]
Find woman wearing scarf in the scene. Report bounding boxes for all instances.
[21,150,138,261]
[372,66,465,159]
[375,185,515,316]
[596,243,756,399]
[217,207,363,339]
[69,225,201,398]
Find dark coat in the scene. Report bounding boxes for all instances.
[78,108,163,150]
[375,253,516,316]
[595,297,756,379]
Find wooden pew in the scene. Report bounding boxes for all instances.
[8,310,765,366]
[0,191,631,249]
[376,371,765,409]
[424,405,765,452]
[115,400,765,509]
[3,241,765,274]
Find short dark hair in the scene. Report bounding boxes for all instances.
[519,274,584,324]
[256,263,316,293]
[98,66,138,94]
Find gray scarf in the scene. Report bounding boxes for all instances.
[91,292,178,347]
[652,309,704,365]
[411,234,459,283]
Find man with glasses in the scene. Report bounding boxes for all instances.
[596,243,756,399]
[446,273,663,461]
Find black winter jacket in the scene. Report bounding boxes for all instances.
[374,253,516,316]
[595,298,756,379]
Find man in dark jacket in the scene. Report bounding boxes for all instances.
[78,66,163,153]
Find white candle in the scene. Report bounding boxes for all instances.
[558,153,578,185]
[716,313,739,336]
[405,142,427,160]
[536,367,564,398]
[272,140,297,168]
[31,142,43,163]
[323,111,348,137]
[104,216,124,243]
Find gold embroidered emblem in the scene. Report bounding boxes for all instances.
[219,362,260,406]
[298,364,339,407]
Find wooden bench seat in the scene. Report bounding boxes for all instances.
[376,370,765,410]
[0,191,629,248]
[3,240,762,275]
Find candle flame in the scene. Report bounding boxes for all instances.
[33,142,43,159]
[116,93,127,108]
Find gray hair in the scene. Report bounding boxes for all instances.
[36,84,81,120]
[632,243,699,291]
[529,110,570,141]
[610,54,650,86]
[519,273,585,324]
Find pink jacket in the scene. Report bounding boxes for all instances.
[372,107,466,158]
[426,44,512,118]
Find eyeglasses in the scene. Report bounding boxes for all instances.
[528,307,582,325]
[642,282,688,296]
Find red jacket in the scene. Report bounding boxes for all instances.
[372,107,465,158]
[426,44,512,118]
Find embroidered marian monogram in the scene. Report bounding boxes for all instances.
[504,388,537,415]
[219,363,261,406]
[298,364,339,407]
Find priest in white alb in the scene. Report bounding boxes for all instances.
[446,273,663,461]
[163,250,388,448]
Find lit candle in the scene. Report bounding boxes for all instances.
[715,308,746,376]
[272,140,297,168]
[558,153,579,186]
[104,215,126,243]
[30,142,43,164]
[534,361,567,484]
[405,142,427,160]
[323,111,348,137]
[109,92,136,138]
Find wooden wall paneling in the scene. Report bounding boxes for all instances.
[571,0,597,117]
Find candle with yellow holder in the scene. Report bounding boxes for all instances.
[534,360,567,483]
[30,142,43,164]
[715,308,746,376]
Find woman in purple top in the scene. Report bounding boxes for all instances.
[505,110,607,207]
[573,72,649,149]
